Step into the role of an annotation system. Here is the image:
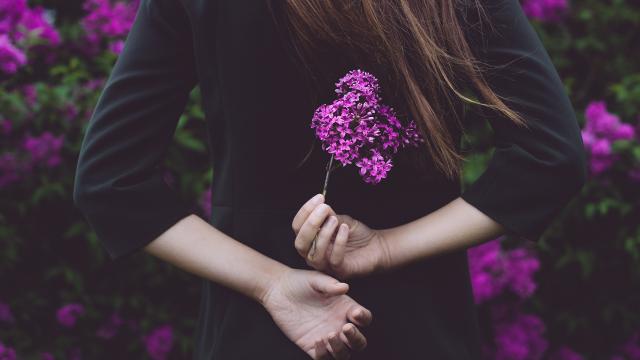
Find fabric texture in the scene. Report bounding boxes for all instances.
[72,0,587,358]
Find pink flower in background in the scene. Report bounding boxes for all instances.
[40,352,55,360]
[489,305,548,360]
[467,238,540,304]
[581,101,637,176]
[12,5,61,46]
[143,324,174,360]
[22,132,64,168]
[0,34,27,74]
[0,0,60,74]
[81,0,139,55]
[56,303,85,328]
[108,39,125,54]
[521,0,569,22]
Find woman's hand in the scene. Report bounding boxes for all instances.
[261,268,373,359]
[292,194,391,280]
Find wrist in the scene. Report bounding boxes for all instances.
[376,228,396,273]
[254,261,291,308]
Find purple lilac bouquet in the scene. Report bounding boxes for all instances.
[311,69,424,196]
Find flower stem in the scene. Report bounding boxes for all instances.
[310,154,334,258]
[321,154,334,199]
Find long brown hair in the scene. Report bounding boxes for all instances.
[272,0,529,180]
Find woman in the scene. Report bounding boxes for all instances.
[73,0,587,358]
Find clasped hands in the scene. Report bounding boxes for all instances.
[263,193,391,359]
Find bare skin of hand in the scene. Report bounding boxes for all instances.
[261,268,373,359]
[292,194,392,280]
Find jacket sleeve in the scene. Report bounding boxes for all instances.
[458,0,588,243]
[73,0,199,260]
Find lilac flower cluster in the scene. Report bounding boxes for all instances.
[143,324,174,360]
[0,0,60,74]
[80,0,139,55]
[311,69,424,184]
[581,101,637,176]
[521,0,569,22]
[56,303,85,328]
[467,238,540,304]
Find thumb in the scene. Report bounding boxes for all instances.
[310,273,349,296]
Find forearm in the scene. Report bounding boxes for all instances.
[142,214,290,305]
[379,197,507,270]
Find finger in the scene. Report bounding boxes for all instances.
[310,274,349,296]
[347,306,373,327]
[327,331,350,359]
[295,203,335,258]
[329,223,349,268]
[308,215,339,267]
[313,338,332,360]
[341,323,367,352]
[292,193,324,234]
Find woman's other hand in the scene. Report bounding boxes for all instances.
[261,268,372,359]
[292,194,391,280]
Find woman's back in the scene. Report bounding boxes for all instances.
[74,0,585,358]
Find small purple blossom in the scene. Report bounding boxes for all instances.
[521,0,568,22]
[143,324,174,360]
[311,69,424,185]
[56,303,85,328]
